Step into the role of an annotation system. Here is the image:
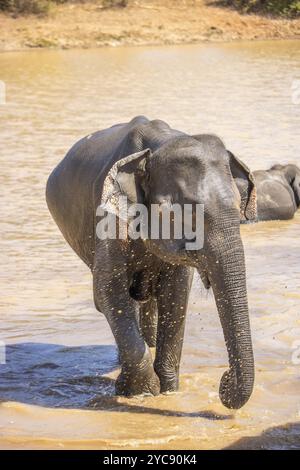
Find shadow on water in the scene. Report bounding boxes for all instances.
[0,343,232,421]
[223,422,300,450]
[0,343,118,408]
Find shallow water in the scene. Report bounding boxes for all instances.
[0,40,300,450]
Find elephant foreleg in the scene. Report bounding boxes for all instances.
[154,265,193,393]
[93,251,160,397]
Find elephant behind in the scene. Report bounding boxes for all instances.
[226,151,300,222]
[253,164,300,221]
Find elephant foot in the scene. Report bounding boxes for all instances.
[115,365,160,397]
[155,368,179,394]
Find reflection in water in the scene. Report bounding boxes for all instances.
[0,40,300,449]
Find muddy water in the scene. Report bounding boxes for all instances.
[0,40,300,450]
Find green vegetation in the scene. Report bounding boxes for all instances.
[0,0,128,16]
[0,0,50,15]
[224,0,300,17]
[0,0,299,17]
[102,0,128,7]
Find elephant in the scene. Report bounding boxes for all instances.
[253,164,300,221]
[46,116,256,409]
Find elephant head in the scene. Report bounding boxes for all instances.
[271,164,300,208]
[100,134,255,409]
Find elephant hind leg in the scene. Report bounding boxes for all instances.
[139,298,158,348]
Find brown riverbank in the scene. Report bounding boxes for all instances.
[1,0,300,52]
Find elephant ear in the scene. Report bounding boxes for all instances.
[100,148,151,218]
[227,150,257,222]
[292,174,300,207]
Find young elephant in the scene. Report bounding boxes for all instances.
[253,164,300,221]
[46,116,256,409]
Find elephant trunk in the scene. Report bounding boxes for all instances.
[204,216,254,409]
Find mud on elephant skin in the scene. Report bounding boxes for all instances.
[46,116,256,409]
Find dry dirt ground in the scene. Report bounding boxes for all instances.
[0,0,300,51]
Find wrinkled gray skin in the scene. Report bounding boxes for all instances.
[253,164,300,221]
[46,116,256,409]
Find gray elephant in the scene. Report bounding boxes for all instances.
[46,116,256,409]
[253,164,300,221]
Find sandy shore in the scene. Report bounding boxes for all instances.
[1,0,300,52]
